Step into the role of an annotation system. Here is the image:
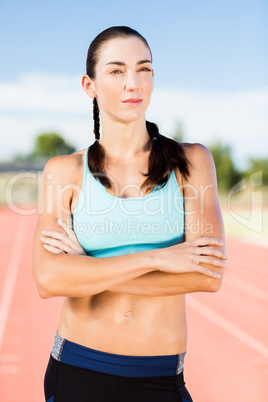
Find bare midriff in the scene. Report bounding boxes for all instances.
[58,292,187,356]
[57,150,187,356]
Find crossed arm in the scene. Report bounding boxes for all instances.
[35,144,227,299]
[107,144,226,296]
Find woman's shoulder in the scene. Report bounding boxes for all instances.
[172,142,215,194]
[178,142,216,186]
[180,142,214,171]
[180,141,211,159]
[42,148,87,185]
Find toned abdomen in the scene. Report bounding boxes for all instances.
[58,291,188,356]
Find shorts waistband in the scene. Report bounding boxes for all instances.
[51,332,186,378]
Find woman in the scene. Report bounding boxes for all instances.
[33,26,227,402]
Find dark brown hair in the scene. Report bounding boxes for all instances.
[86,26,191,192]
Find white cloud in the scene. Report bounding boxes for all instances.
[0,72,87,113]
[148,88,268,168]
[0,73,94,160]
[1,73,267,169]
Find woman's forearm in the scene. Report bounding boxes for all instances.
[34,248,156,299]
[107,267,224,297]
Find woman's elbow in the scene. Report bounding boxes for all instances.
[35,278,53,299]
[33,250,59,298]
[199,264,224,293]
[34,266,55,299]
[206,275,223,293]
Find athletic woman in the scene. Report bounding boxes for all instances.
[33,26,227,402]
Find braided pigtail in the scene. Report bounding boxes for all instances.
[93,98,100,140]
[143,121,168,190]
[140,120,191,193]
[87,98,112,189]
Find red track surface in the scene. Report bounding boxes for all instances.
[0,207,267,401]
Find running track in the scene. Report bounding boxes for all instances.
[0,207,267,401]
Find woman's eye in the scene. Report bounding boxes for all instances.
[139,67,151,72]
[110,69,122,74]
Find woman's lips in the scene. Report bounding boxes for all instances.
[122,98,143,105]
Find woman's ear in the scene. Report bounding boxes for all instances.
[81,74,96,98]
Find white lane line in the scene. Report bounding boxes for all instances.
[224,273,268,303]
[186,294,268,359]
[0,215,29,352]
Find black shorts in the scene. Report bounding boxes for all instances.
[44,332,193,402]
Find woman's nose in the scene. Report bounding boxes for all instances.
[124,72,140,92]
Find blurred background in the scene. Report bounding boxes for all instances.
[0,0,267,401]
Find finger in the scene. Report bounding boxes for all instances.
[41,231,73,248]
[41,230,66,239]
[57,218,72,237]
[41,237,73,253]
[191,260,222,278]
[192,237,224,247]
[194,264,222,279]
[44,242,79,255]
[194,254,226,268]
[57,219,85,250]
[57,219,77,240]
[194,246,228,260]
[41,230,73,245]
[41,233,83,255]
[43,244,65,254]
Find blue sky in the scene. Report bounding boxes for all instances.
[0,0,267,168]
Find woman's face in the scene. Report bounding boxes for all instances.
[90,36,154,124]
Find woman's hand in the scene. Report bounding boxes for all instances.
[40,218,87,256]
[157,237,227,279]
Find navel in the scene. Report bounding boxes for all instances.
[123,310,133,319]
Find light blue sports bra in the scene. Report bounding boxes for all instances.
[72,147,185,258]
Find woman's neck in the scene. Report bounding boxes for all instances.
[99,118,151,161]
